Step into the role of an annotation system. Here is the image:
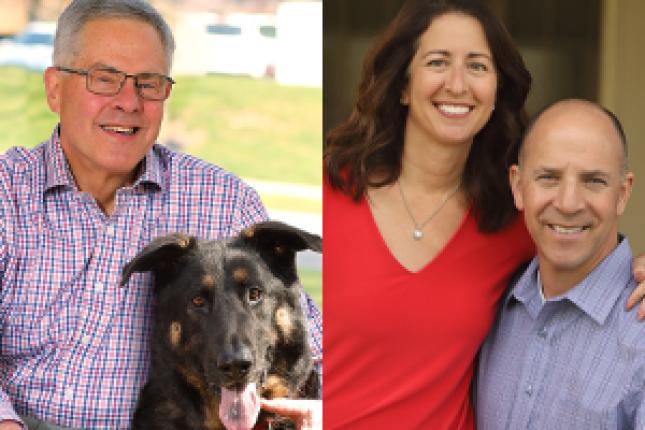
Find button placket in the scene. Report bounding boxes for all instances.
[105,223,116,236]
[95,281,105,292]
[73,215,121,355]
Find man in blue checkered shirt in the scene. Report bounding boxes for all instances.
[0,1,322,429]
[476,100,644,429]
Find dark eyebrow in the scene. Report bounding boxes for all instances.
[421,50,492,61]
[422,49,450,59]
[533,167,613,179]
[531,167,561,176]
[467,52,493,61]
[580,170,611,179]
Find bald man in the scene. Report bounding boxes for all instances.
[476,99,644,430]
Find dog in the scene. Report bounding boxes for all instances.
[120,221,322,430]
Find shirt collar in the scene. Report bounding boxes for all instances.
[43,124,165,193]
[505,258,542,318]
[536,271,546,303]
[134,145,165,190]
[507,236,634,325]
[44,125,76,191]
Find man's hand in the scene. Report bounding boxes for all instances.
[260,399,321,430]
[0,420,23,430]
[627,253,645,320]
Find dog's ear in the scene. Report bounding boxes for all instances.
[241,221,322,253]
[236,221,321,287]
[120,233,197,287]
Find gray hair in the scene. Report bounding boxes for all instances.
[53,0,175,70]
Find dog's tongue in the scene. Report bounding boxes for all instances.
[219,383,260,430]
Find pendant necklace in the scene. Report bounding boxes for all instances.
[397,179,461,241]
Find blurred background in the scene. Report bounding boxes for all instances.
[0,0,322,308]
[325,0,645,252]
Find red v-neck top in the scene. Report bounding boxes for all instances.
[323,180,535,429]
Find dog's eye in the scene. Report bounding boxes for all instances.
[248,287,263,304]
[192,295,206,307]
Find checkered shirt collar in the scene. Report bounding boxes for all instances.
[44,125,75,191]
[43,124,166,193]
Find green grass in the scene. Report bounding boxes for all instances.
[0,67,59,148]
[0,68,322,187]
[299,268,322,310]
[166,74,321,186]
[260,194,322,213]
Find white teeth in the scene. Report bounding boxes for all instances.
[437,104,470,115]
[102,125,136,135]
[551,225,585,234]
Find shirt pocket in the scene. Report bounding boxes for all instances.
[547,385,619,429]
[0,233,89,358]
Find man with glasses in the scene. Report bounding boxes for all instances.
[54,65,176,103]
[0,0,321,429]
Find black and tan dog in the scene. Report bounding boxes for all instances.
[121,221,321,430]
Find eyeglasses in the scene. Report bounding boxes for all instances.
[55,65,176,101]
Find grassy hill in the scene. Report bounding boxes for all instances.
[0,67,321,186]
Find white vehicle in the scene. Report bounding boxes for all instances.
[204,21,276,78]
[0,21,56,70]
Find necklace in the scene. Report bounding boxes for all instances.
[397,179,461,241]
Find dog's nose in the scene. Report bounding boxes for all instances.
[217,348,253,380]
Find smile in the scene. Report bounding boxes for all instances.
[548,224,589,234]
[434,103,473,115]
[100,125,140,135]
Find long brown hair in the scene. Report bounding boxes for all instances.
[324,0,531,232]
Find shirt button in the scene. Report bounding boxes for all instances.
[96,282,105,292]
[81,335,91,345]
[64,388,73,400]
[538,327,548,338]
[525,385,533,396]
[106,224,116,236]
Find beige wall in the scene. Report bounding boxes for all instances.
[0,0,27,35]
[601,0,645,251]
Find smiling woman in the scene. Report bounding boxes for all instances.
[402,13,497,148]
[323,0,534,428]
